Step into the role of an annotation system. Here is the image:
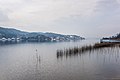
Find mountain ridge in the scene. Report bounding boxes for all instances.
[0,27,85,42]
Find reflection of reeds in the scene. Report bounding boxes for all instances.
[36,49,41,63]
[57,43,120,58]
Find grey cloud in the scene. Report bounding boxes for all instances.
[0,0,119,38]
[94,0,120,24]
[0,10,9,22]
[54,0,120,37]
[95,0,120,14]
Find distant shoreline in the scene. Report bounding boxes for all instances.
[0,27,85,42]
[100,38,120,43]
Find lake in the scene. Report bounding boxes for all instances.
[0,39,120,80]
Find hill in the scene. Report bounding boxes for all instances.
[0,27,85,42]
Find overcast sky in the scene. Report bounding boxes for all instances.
[0,0,120,38]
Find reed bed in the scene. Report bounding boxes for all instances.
[56,42,120,58]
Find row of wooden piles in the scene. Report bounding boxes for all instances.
[57,43,120,58]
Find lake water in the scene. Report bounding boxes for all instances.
[0,39,120,80]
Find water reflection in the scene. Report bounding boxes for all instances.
[1,39,120,80]
[35,49,41,80]
[56,46,120,79]
[0,41,21,45]
[0,40,82,46]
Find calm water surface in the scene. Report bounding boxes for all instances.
[0,39,120,80]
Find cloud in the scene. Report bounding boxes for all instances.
[52,0,120,37]
[0,9,9,22]
[0,0,98,30]
[95,0,120,15]
[94,0,120,25]
[90,0,120,37]
[0,0,98,23]
[0,0,120,38]
[96,0,119,10]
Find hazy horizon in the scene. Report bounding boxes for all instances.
[0,0,120,38]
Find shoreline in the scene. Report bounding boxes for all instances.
[100,39,120,43]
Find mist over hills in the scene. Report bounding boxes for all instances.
[0,27,84,42]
